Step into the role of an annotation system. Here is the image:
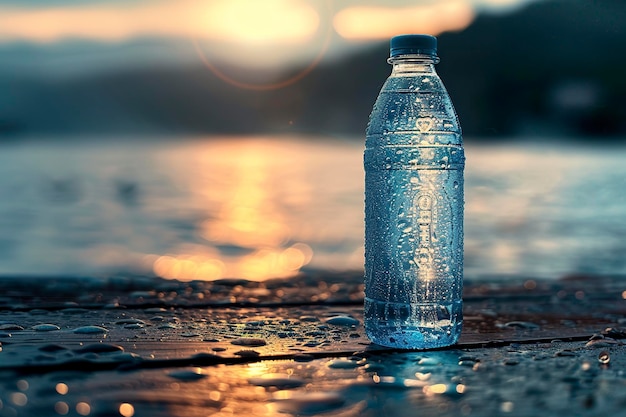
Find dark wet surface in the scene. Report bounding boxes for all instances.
[1,272,625,416]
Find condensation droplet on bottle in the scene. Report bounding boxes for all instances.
[364,35,464,350]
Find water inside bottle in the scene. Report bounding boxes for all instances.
[364,50,464,349]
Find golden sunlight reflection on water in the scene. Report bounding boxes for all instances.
[148,138,361,281]
[3,137,625,281]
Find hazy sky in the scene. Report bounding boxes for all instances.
[0,0,541,72]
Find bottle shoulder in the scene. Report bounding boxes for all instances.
[367,75,462,142]
[382,72,447,92]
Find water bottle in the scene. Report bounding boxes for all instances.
[364,34,464,349]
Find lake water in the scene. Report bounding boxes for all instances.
[1,135,625,282]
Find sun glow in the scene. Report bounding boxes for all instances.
[333,0,475,40]
[149,141,315,282]
[203,0,319,44]
[0,0,319,44]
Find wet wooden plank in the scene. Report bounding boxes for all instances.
[0,273,625,417]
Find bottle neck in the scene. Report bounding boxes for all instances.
[388,54,439,75]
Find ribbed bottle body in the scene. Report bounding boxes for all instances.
[364,65,464,349]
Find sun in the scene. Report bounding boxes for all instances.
[202,0,320,45]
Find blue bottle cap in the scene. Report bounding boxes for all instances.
[390,34,437,57]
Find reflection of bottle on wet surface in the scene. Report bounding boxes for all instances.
[364,35,465,349]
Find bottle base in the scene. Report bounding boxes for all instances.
[364,298,462,349]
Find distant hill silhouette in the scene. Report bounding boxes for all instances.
[1,0,625,139]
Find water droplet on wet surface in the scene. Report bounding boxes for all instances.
[119,402,135,417]
[111,352,143,363]
[598,350,610,364]
[272,392,345,415]
[555,349,577,357]
[249,374,305,389]
[0,324,24,331]
[585,337,620,348]
[328,360,361,369]
[417,357,440,367]
[39,344,69,352]
[231,338,267,347]
[32,324,61,332]
[75,343,124,354]
[145,307,169,314]
[503,321,540,330]
[363,362,386,372]
[115,319,146,326]
[298,315,319,322]
[324,316,360,327]
[168,368,207,381]
[61,308,89,315]
[73,326,108,334]
[424,383,465,397]
[234,350,260,357]
[500,401,514,413]
[10,391,28,406]
[602,327,626,338]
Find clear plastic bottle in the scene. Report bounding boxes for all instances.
[364,34,464,349]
